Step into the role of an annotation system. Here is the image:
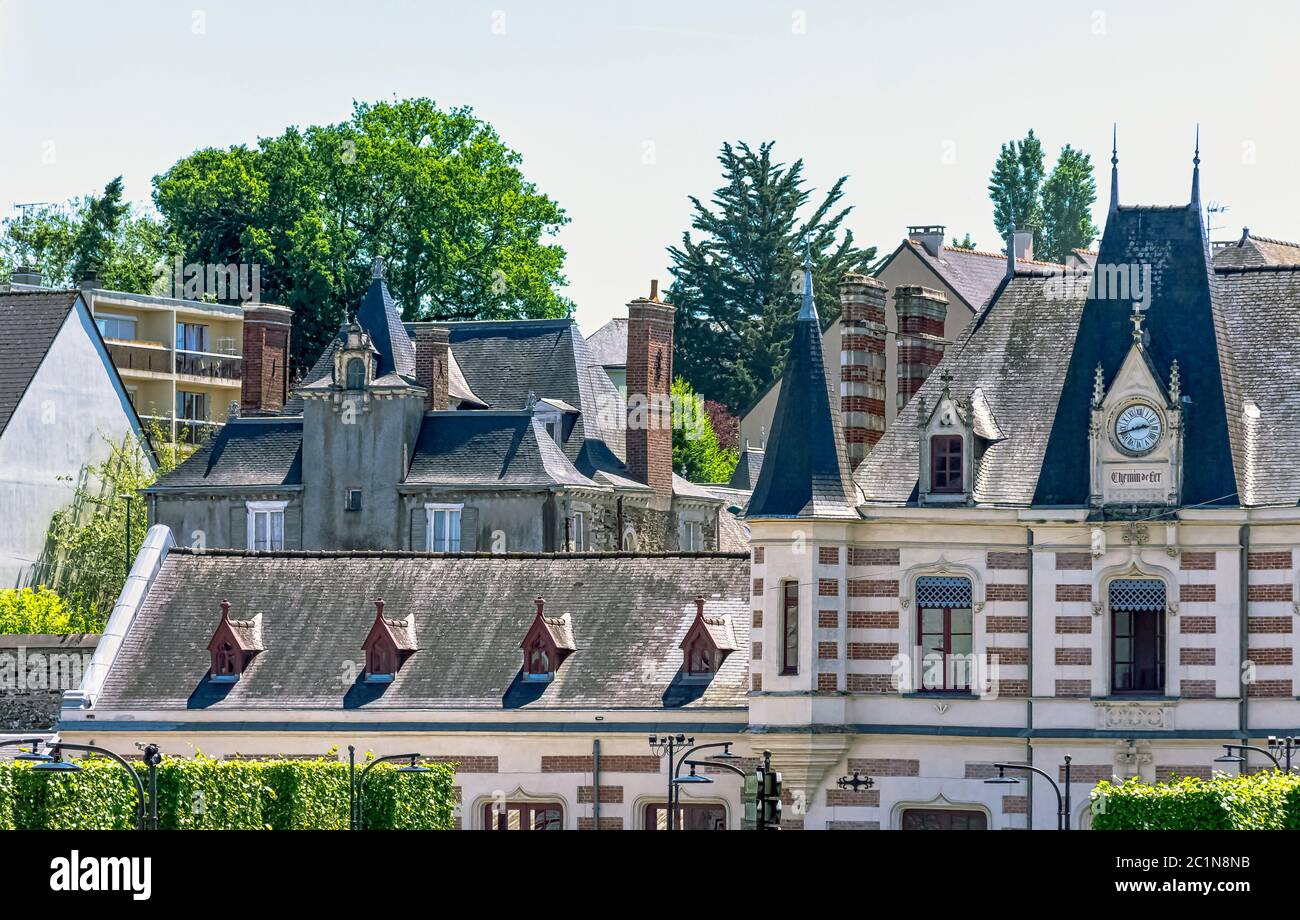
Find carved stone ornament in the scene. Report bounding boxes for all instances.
[1095,701,1173,731]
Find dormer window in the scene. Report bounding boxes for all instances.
[345,357,367,390]
[361,599,418,683]
[520,597,575,682]
[206,599,264,682]
[679,595,737,680]
[930,435,964,493]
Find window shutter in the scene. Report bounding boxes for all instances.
[410,505,428,551]
[282,503,302,550]
[460,507,479,552]
[230,506,248,550]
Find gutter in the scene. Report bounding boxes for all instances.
[1239,524,1250,751]
[592,738,601,829]
[1025,525,1035,827]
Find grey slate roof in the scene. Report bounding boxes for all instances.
[0,290,80,440]
[727,445,765,490]
[150,418,304,489]
[406,411,596,488]
[1212,231,1300,269]
[584,317,627,368]
[95,550,751,712]
[356,275,417,380]
[879,238,1068,313]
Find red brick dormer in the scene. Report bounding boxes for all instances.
[520,596,576,682]
[680,595,737,678]
[207,599,264,681]
[362,599,418,682]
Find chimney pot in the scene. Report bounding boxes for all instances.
[694,595,705,617]
[626,288,676,506]
[1012,229,1034,263]
[220,599,230,618]
[650,279,659,301]
[415,324,451,411]
[375,598,385,618]
[907,225,946,258]
[535,596,545,617]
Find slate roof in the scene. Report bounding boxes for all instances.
[405,411,596,488]
[585,317,627,368]
[0,290,81,440]
[857,187,1255,508]
[727,445,765,490]
[356,273,417,380]
[879,238,1068,313]
[748,259,858,518]
[149,418,304,489]
[94,550,751,712]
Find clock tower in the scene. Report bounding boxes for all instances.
[1089,303,1185,508]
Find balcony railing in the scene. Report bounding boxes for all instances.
[138,415,224,446]
[106,340,171,374]
[176,349,242,381]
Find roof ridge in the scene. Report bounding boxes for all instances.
[1215,264,1300,275]
[169,547,750,560]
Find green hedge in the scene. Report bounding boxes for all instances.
[0,754,455,830]
[1092,771,1300,829]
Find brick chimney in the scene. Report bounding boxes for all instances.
[414,324,450,410]
[240,303,293,416]
[1012,229,1034,263]
[894,285,948,410]
[838,273,888,469]
[626,280,675,506]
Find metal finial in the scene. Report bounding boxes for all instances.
[1111,123,1118,167]
[371,256,385,280]
[1092,363,1105,406]
[1169,360,1181,403]
[1130,302,1145,346]
[797,243,816,322]
[1194,124,1200,167]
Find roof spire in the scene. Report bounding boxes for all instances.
[797,242,817,322]
[1130,302,1146,348]
[372,256,386,280]
[1109,123,1119,213]
[1190,124,1201,207]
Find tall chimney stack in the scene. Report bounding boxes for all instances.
[838,273,888,469]
[414,324,450,410]
[240,303,293,416]
[1012,229,1034,263]
[894,285,948,410]
[907,225,947,258]
[626,280,675,507]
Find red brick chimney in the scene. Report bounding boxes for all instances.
[838,273,888,469]
[414,324,450,410]
[626,280,675,506]
[893,285,948,410]
[240,304,293,416]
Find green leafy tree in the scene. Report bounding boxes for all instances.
[0,179,169,291]
[0,586,96,634]
[672,377,738,483]
[950,233,977,250]
[668,140,876,414]
[988,129,1045,244]
[1038,145,1100,263]
[41,427,185,630]
[153,98,573,373]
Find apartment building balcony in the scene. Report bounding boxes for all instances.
[105,339,172,376]
[175,349,242,384]
[139,415,224,446]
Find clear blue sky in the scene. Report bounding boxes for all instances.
[3,0,1297,334]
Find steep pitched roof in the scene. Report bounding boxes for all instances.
[879,238,1067,313]
[748,257,857,519]
[406,411,597,488]
[355,269,417,380]
[584,317,628,368]
[727,445,764,490]
[94,551,751,711]
[1212,230,1300,269]
[0,290,81,439]
[149,418,304,489]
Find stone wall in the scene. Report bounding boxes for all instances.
[0,635,98,731]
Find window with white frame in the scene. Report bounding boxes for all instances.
[425,503,463,552]
[570,511,586,551]
[246,501,287,551]
[535,406,562,445]
[680,519,704,551]
[95,312,137,341]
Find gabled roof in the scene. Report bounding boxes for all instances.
[405,411,597,488]
[584,317,628,368]
[208,604,264,653]
[681,599,738,653]
[727,445,765,490]
[149,418,303,489]
[0,290,82,440]
[878,238,1068,313]
[1212,230,1300,269]
[93,550,751,711]
[363,601,418,653]
[748,256,857,519]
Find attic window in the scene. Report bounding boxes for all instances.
[345,357,367,389]
[520,596,575,682]
[930,435,964,493]
[680,596,737,680]
[362,599,418,683]
[206,599,264,682]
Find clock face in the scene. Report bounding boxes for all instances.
[1114,403,1163,455]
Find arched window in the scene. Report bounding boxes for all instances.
[622,526,638,551]
[214,642,237,675]
[1110,579,1166,694]
[345,357,366,389]
[916,576,974,692]
[687,641,715,675]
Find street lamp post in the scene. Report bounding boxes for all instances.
[1215,743,1283,771]
[347,746,429,830]
[985,755,1072,831]
[0,739,148,830]
[648,734,691,830]
[669,740,740,829]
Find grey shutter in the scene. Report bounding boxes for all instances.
[460,507,479,552]
[229,505,248,550]
[410,505,428,551]
[282,503,302,550]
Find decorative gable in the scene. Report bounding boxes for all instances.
[1089,305,1184,507]
[520,596,575,682]
[361,599,418,682]
[207,599,264,681]
[332,321,379,393]
[916,370,977,505]
[679,595,737,677]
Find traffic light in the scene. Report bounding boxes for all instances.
[762,767,782,830]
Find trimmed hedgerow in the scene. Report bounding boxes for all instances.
[0,753,455,830]
[1092,771,1300,830]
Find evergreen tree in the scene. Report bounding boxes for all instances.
[1038,145,1100,263]
[950,232,977,250]
[668,141,875,413]
[988,129,1045,244]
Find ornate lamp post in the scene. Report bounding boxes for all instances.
[0,739,148,830]
[985,755,1072,831]
[347,746,429,830]
[1213,740,1297,772]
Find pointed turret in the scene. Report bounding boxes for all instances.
[747,247,857,519]
[1190,125,1201,209]
[356,257,417,379]
[1109,123,1119,214]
